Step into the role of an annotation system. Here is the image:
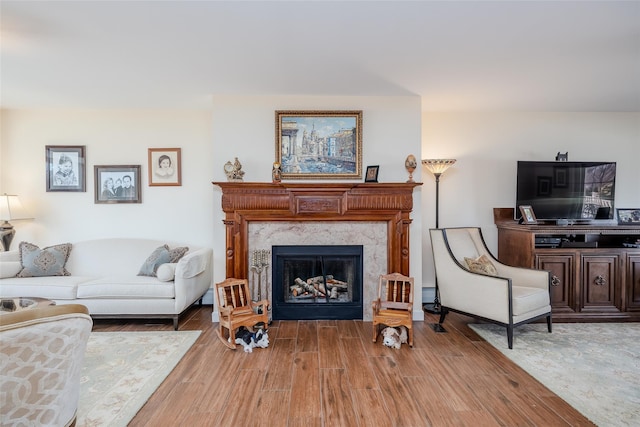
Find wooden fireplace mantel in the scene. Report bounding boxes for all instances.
[213,182,422,279]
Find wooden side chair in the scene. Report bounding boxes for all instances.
[215,278,269,349]
[372,272,414,347]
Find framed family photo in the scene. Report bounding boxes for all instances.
[94,165,141,204]
[148,148,182,186]
[46,145,86,192]
[275,110,362,180]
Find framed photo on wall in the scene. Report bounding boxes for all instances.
[519,205,537,224]
[148,148,182,186]
[94,165,141,204]
[46,145,86,192]
[275,110,362,180]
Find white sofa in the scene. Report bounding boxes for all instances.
[0,238,213,329]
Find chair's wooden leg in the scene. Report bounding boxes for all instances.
[547,315,553,333]
[408,326,414,347]
[372,323,378,342]
[507,325,514,349]
[216,326,236,350]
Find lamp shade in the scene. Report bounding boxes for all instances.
[422,159,456,175]
[0,194,32,221]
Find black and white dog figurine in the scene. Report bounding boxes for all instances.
[234,326,270,353]
[381,326,408,349]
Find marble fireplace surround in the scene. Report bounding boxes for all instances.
[249,221,386,320]
[213,182,421,321]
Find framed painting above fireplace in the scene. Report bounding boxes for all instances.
[275,110,363,180]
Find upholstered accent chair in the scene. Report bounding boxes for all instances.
[215,278,269,349]
[0,304,93,427]
[372,272,414,347]
[430,227,552,349]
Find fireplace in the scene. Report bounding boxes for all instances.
[213,182,421,321]
[272,245,363,320]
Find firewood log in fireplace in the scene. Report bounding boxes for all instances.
[291,278,326,297]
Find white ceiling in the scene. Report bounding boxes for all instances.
[1,1,639,112]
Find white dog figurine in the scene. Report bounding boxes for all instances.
[233,326,270,353]
[381,326,408,349]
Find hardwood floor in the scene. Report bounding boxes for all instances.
[91,306,595,426]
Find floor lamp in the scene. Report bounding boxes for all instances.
[0,194,33,252]
[422,159,456,331]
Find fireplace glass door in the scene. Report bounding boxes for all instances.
[272,245,363,320]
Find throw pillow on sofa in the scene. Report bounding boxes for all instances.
[16,241,72,277]
[156,263,177,281]
[138,245,188,277]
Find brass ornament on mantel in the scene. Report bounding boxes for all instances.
[405,154,418,183]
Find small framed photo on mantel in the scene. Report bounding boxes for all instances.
[365,165,379,182]
[519,205,537,224]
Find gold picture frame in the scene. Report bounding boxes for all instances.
[275,110,362,180]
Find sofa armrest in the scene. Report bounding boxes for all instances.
[175,248,210,279]
[0,250,19,263]
[173,248,213,312]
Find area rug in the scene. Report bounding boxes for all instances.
[77,331,201,427]
[469,323,640,427]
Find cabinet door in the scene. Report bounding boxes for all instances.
[535,253,576,313]
[580,254,622,313]
[627,255,640,311]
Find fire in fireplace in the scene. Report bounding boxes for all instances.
[272,245,363,320]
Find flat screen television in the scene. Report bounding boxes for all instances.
[516,161,616,221]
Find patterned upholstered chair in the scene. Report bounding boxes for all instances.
[430,227,552,349]
[0,304,93,427]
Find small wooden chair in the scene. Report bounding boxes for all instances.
[372,272,414,347]
[215,278,269,349]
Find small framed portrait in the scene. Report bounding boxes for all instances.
[148,148,181,186]
[94,165,141,204]
[617,208,640,225]
[519,205,537,224]
[46,145,86,192]
[365,165,379,183]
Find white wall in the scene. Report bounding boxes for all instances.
[0,109,215,248]
[211,96,424,313]
[421,112,640,291]
[2,108,637,305]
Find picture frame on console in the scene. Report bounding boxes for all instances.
[617,209,640,225]
[148,148,182,186]
[94,165,141,204]
[365,165,379,183]
[45,145,86,192]
[519,205,537,224]
[275,110,362,180]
